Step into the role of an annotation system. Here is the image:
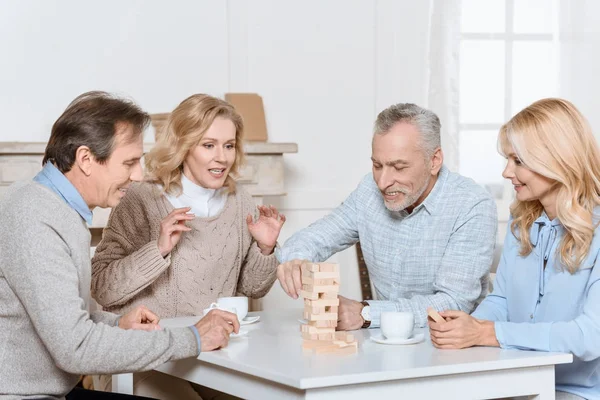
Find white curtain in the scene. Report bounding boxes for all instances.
[426,0,461,172]
[559,0,600,138]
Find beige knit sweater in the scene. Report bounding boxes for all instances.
[91,182,278,318]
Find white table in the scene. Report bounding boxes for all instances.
[114,310,572,399]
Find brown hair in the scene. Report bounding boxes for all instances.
[145,94,245,194]
[43,91,150,173]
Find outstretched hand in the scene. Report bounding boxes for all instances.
[157,207,195,257]
[246,205,286,255]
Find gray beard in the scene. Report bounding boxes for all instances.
[384,173,431,212]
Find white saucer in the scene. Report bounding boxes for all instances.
[370,332,425,345]
[230,329,249,338]
[240,316,260,326]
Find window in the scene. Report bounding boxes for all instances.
[458,0,558,204]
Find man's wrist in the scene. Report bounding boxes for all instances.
[189,325,202,355]
[360,301,371,328]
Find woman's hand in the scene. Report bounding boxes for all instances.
[428,310,499,349]
[246,205,286,255]
[157,207,195,257]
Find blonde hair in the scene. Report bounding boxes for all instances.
[499,98,600,273]
[145,94,245,195]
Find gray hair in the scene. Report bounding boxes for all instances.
[373,103,441,157]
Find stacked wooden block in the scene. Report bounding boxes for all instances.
[300,262,358,355]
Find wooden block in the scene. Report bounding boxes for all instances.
[305,298,339,307]
[302,340,338,352]
[314,263,339,273]
[313,341,358,355]
[301,276,338,286]
[335,331,356,343]
[301,332,319,341]
[304,304,339,315]
[427,307,445,324]
[309,319,338,328]
[302,331,335,341]
[301,325,335,335]
[318,332,336,340]
[304,311,337,321]
[319,291,339,299]
[302,339,354,352]
[304,271,341,279]
[301,290,320,300]
[302,284,339,294]
[303,291,338,301]
[302,339,328,349]
[305,305,325,314]
[301,262,319,273]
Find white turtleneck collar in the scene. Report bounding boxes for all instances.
[164,173,228,218]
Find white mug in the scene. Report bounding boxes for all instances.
[216,296,248,321]
[203,303,237,319]
[380,311,414,340]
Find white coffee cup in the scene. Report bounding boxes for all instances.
[216,296,248,321]
[203,303,237,318]
[380,311,414,340]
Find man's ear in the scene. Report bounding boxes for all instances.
[430,148,443,175]
[73,146,93,176]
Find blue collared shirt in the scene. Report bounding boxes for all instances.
[33,162,93,225]
[473,212,600,400]
[277,166,498,327]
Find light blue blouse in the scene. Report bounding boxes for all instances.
[473,212,600,400]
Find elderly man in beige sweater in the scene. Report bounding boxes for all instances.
[0,92,239,400]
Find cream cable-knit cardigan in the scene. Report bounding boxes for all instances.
[91,181,278,318]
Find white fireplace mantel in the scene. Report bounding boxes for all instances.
[0,141,298,246]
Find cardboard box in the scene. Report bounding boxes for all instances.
[225,93,268,141]
[150,92,268,142]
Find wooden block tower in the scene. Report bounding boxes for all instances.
[300,262,358,354]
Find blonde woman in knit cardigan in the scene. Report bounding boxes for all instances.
[91,94,285,399]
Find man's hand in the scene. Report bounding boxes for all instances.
[157,207,195,257]
[337,295,364,331]
[194,309,240,352]
[276,259,305,299]
[119,305,161,331]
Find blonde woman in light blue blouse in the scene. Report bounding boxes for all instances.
[428,98,600,400]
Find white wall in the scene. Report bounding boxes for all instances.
[0,0,433,310]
